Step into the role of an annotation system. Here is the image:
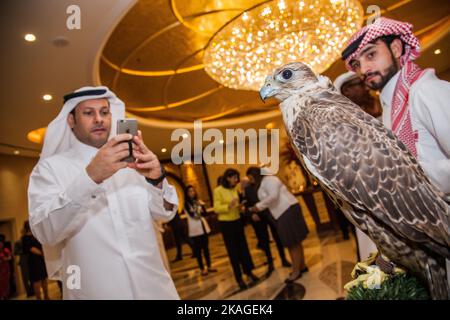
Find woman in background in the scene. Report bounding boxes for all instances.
[22,221,49,300]
[185,185,217,276]
[213,169,258,289]
[0,234,11,300]
[246,167,309,283]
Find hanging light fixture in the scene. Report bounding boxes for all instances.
[203,0,364,91]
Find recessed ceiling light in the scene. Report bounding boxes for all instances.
[24,34,36,42]
[219,139,224,144]
[161,148,167,153]
[434,49,441,55]
[43,94,53,101]
[14,150,20,155]
[182,133,188,138]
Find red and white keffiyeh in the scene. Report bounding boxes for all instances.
[344,18,420,71]
[343,17,429,157]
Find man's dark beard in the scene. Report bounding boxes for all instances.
[363,51,399,91]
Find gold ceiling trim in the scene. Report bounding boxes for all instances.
[108,6,251,120]
[418,16,450,50]
[103,12,450,127]
[383,0,413,13]
[126,85,223,112]
[106,0,416,81]
[363,0,413,19]
[102,55,204,76]
[109,7,250,86]
[111,20,181,89]
[103,0,416,80]
[416,16,450,37]
[198,107,242,121]
[162,48,206,106]
[104,0,432,128]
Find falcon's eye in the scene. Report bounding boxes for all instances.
[281,69,293,80]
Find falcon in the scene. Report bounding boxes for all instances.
[259,61,450,299]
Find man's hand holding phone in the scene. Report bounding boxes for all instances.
[128,130,163,180]
[86,117,166,193]
[86,133,137,184]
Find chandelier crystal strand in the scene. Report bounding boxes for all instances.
[203,0,364,91]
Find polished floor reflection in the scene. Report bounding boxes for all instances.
[168,224,357,300]
[14,195,357,300]
[168,195,358,300]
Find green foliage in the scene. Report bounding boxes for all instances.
[346,274,430,300]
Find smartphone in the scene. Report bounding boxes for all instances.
[117,119,138,163]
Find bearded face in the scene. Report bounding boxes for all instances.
[67,98,112,148]
[349,38,402,91]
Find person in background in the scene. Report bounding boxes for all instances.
[216,176,223,187]
[0,234,11,300]
[241,178,263,248]
[214,169,259,289]
[247,167,309,284]
[22,221,49,300]
[333,71,382,118]
[241,177,274,277]
[242,176,292,271]
[2,239,16,297]
[184,185,217,276]
[15,227,34,297]
[333,71,379,259]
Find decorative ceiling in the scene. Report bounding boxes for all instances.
[1,0,449,158]
[100,0,450,129]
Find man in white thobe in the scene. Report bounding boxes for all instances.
[28,86,180,299]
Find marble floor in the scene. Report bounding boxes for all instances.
[168,194,358,300]
[14,194,358,300]
[168,222,357,300]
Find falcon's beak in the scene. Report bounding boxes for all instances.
[259,76,277,102]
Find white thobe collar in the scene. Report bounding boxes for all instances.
[71,136,99,163]
[379,70,401,129]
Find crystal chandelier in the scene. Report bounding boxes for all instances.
[203,0,364,91]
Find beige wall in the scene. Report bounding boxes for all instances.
[0,154,37,241]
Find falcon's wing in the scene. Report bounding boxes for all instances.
[289,91,450,257]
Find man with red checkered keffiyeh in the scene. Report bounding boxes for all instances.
[342,17,450,199]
